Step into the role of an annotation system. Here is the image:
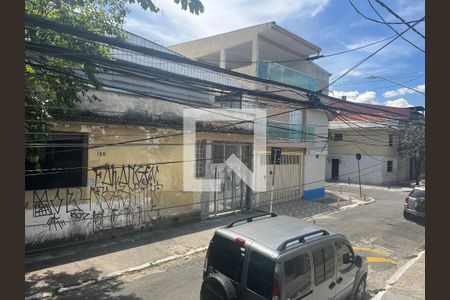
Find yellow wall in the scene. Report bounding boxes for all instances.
[328,128,399,157]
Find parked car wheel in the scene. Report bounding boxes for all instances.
[200,273,237,300]
[353,276,366,300]
[403,210,410,219]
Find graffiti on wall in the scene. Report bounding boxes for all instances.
[29,164,163,234]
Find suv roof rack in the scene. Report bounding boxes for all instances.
[225,212,277,228]
[277,229,329,252]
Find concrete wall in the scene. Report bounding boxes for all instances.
[303,153,326,199]
[325,154,404,185]
[25,120,253,247]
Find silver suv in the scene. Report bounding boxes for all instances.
[404,186,425,219]
[200,213,368,300]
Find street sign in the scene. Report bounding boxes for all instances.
[356,153,362,160]
[271,147,282,165]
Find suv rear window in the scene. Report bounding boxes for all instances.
[209,235,244,282]
[409,189,425,198]
[246,251,275,299]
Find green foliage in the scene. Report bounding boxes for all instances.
[25,0,203,163]
[398,116,425,182]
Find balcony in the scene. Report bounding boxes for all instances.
[256,61,317,91]
[267,120,315,142]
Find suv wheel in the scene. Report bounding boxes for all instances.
[403,210,410,219]
[200,273,237,300]
[353,276,366,300]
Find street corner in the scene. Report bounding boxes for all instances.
[353,245,397,271]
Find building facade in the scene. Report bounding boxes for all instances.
[169,21,331,200]
[325,101,424,186]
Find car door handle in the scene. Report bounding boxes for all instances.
[336,277,343,284]
[329,281,336,289]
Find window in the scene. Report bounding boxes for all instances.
[333,133,343,141]
[212,141,225,163]
[246,252,275,299]
[209,235,244,283]
[387,161,393,172]
[313,245,335,285]
[389,134,394,147]
[284,254,311,298]
[336,242,354,272]
[313,249,325,284]
[25,132,88,190]
[215,92,242,108]
[409,188,425,198]
[195,140,206,178]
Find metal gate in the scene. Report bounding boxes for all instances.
[208,142,252,215]
[254,152,303,210]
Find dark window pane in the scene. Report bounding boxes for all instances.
[323,246,335,280]
[334,133,343,141]
[336,242,353,272]
[246,252,275,299]
[284,254,311,298]
[389,134,394,146]
[313,249,325,284]
[387,161,393,172]
[209,235,244,283]
[409,189,425,198]
[212,142,224,163]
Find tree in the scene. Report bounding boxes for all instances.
[25,0,204,165]
[398,114,425,185]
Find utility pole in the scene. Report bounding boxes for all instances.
[356,153,362,198]
[270,148,281,213]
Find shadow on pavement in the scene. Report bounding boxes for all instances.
[25,267,142,299]
[25,210,261,273]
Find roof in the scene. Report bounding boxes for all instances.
[223,215,333,253]
[169,21,321,57]
[327,100,424,129]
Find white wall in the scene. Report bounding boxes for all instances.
[325,154,400,185]
[303,153,326,193]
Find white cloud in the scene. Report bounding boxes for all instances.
[383,84,425,98]
[125,0,330,45]
[329,90,378,104]
[384,98,413,108]
[338,68,364,77]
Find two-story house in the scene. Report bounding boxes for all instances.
[169,21,331,201]
[325,100,424,186]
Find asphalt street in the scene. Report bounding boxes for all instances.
[57,185,425,300]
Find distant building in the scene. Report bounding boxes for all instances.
[325,101,424,186]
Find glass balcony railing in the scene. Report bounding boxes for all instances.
[267,120,315,142]
[257,62,317,91]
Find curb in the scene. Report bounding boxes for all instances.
[371,250,425,300]
[25,246,208,299]
[303,192,375,222]
[26,191,374,299]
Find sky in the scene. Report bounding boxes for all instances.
[123,0,425,108]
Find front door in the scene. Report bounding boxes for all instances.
[331,159,339,180]
[312,243,336,300]
[333,240,357,300]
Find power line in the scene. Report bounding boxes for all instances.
[320,16,425,92]
[26,14,426,124]
[366,75,425,95]
[367,0,424,53]
[347,0,424,25]
[373,0,425,39]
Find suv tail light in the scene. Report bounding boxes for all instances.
[404,197,409,204]
[272,278,280,300]
[235,237,246,247]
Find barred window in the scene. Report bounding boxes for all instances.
[195,140,206,177]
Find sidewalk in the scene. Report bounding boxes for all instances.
[373,251,425,300]
[25,190,371,299]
